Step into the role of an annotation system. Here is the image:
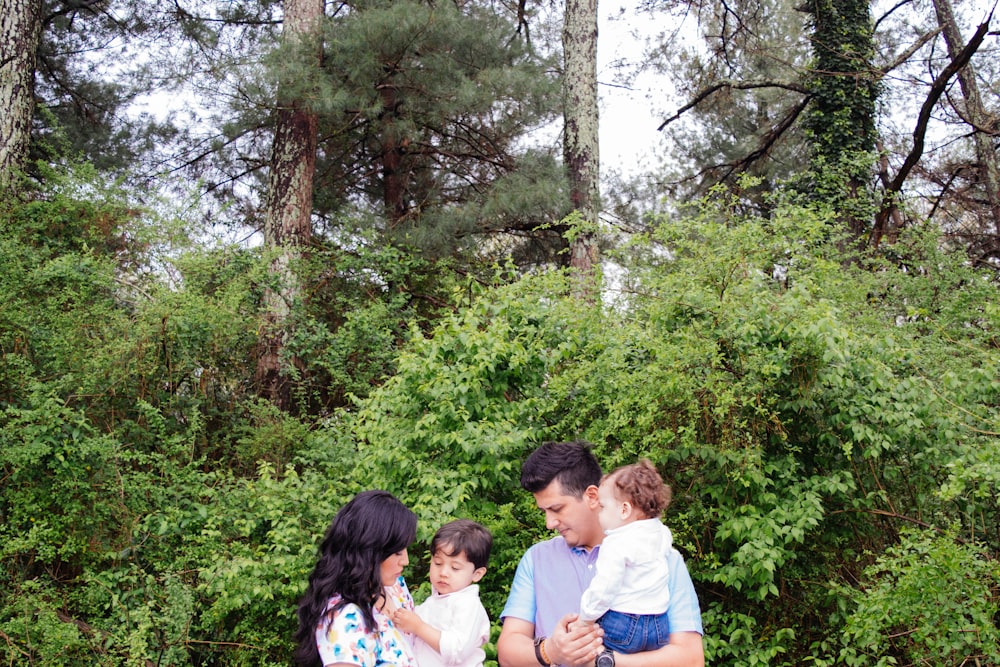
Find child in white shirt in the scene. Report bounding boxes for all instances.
[572,459,674,653]
[392,519,492,667]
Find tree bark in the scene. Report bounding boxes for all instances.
[873,139,905,245]
[0,0,42,193]
[256,0,323,409]
[379,72,409,226]
[563,0,600,300]
[932,0,1000,237]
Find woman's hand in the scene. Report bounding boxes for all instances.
[546,614,604,667]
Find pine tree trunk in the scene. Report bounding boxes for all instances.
[256,0,323,409]
[380,74,409,225]
[0,0,42,193]
[932,0,1000,239]
[563,0,600,300]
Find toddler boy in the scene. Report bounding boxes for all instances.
[393,519,492,667]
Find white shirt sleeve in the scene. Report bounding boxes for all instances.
[414,587,490,667]
[437,597,490,665]
[579,535,628,621]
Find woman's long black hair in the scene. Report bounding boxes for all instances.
[293,490,417,666]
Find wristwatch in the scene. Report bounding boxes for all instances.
[596,649,615,667]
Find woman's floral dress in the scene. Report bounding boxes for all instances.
[316,576,419,667]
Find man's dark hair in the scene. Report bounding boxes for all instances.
[520,440,603,497]
[431,519,493,570]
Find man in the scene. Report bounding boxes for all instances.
[497,441,704,667]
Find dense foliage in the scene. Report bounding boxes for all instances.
[2,170,997,665]
[4,0,1000,664]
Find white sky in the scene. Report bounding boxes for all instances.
[597,0,682,178]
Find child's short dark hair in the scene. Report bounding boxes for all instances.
[431,519,493,570]
[604,459,672,519]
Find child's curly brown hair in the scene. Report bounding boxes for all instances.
[602,458,672,519]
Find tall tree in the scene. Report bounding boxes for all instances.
[562,0,601,296]
[930,0,1000,249]
[871,14,990,250]
[652,0,878,235]
[29,2,186,179]
[0,0,42,192]
[307,0,564,265]
[802,0,878,237]
[256,0,324,408]
[650,0,997,263]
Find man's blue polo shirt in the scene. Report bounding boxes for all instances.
[500,536,703,643]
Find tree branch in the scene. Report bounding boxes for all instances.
[732,95,812,172]
[0,628,31,660]
[889,19,989,194]
[663,94,812,190]
[878,27,942,75]
[874,0,918,32]
[828,508,967,544]
[873,16,991,242]
[658,80,810,131]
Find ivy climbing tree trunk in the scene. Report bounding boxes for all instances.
[0,0,42,194]
[256,0,324,410]
[933,0,1000,239]
[803,0,878,239]
[563,0,600,300]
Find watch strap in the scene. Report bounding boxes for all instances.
[533,637,551,666]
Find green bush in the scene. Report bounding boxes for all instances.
[3,174,998,665]
[832,528,1000,666]
[340,187,999,665]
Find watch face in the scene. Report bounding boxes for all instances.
[596,653,614,667]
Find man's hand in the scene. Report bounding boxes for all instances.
[497,616,603,667]
[566,619,597,636]
[546,614,604,667]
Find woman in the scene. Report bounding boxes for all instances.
[294,490,419,667]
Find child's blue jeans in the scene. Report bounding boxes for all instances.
[597,610,671,653]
